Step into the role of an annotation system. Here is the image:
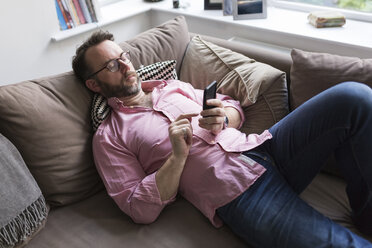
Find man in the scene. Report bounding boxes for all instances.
[72,30,372,247]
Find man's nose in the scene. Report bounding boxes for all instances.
[118,59,130,74]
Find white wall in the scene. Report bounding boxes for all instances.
[0,0,152,86]
[1,1,371,86]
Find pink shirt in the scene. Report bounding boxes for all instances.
[92,80,272,227]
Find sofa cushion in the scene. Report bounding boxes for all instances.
[0,133,48,247]
[180,35,288,134]
[119,15,190,76]
[91,60,178,131]
[0,72,103,206]
[26,191,247,248]
[25,173,371,247]
[290,49,372,110]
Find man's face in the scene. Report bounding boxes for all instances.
[85,40,141,99]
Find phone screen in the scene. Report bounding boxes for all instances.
[203,81,217,110]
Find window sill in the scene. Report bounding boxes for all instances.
[51,0,372,58]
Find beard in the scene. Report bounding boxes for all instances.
[96,72,141,98]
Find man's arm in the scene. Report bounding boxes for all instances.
[155,113,198,201]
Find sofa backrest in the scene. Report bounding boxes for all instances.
[0,15,291,207]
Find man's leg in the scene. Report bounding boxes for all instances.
[217,152,372,247]
[263,81,372,234]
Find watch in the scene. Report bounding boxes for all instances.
[223,115,229,129]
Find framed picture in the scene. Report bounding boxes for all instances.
[204,0,223,10]
[233,0,267,20]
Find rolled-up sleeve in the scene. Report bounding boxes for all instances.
[92,129,175,224]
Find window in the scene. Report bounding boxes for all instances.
[283,0,371,12]
[270,0,372,21]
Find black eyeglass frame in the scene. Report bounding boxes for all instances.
[86,50,131,80]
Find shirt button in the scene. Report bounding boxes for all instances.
[210,140,216,144]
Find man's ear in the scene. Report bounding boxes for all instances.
[85,79,101,93]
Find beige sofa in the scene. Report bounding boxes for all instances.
[1,16,372,248]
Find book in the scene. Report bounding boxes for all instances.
[91,0,101,22]
[85,0,98,22]
[55,0,68,30]
[78,0,92,23]
[72,0,86,24]
[66,0,81,26]
[60,0,74,28]
[308,11,346,28]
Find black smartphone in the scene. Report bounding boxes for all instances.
[203,81,217,110]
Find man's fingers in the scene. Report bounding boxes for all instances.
[201,106,225,118]
[199,116,224,125]
[206,99,224,108]
[169,124,193,145]
[175,113,199,122]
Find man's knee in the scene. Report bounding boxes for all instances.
[330,82,372,113]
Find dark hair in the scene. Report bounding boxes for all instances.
[72,30,114,82]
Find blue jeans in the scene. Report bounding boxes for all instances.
[217,82,372,247]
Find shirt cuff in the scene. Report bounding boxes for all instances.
[223,100,245,129]
[135,172,176,205]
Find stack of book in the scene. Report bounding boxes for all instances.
[308,11,346,28]
[55,0,101,30]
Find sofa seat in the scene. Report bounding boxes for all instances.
[26,190,245,248]
[25,171,369,248]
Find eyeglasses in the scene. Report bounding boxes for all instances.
[87,51,131,79]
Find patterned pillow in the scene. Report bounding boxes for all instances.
[91,60,177,131]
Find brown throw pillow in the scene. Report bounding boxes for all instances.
[290,49,372,110]
[0,72,103,206]
[119,15,190,76]
[180,36,289,135]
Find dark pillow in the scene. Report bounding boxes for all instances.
[91,60,178,131]
[290,49,372,110]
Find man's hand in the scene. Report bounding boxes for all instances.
[199,99,242,135]
[199,99,226,135]
[169,113,198,159]
[156,113,198,201]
